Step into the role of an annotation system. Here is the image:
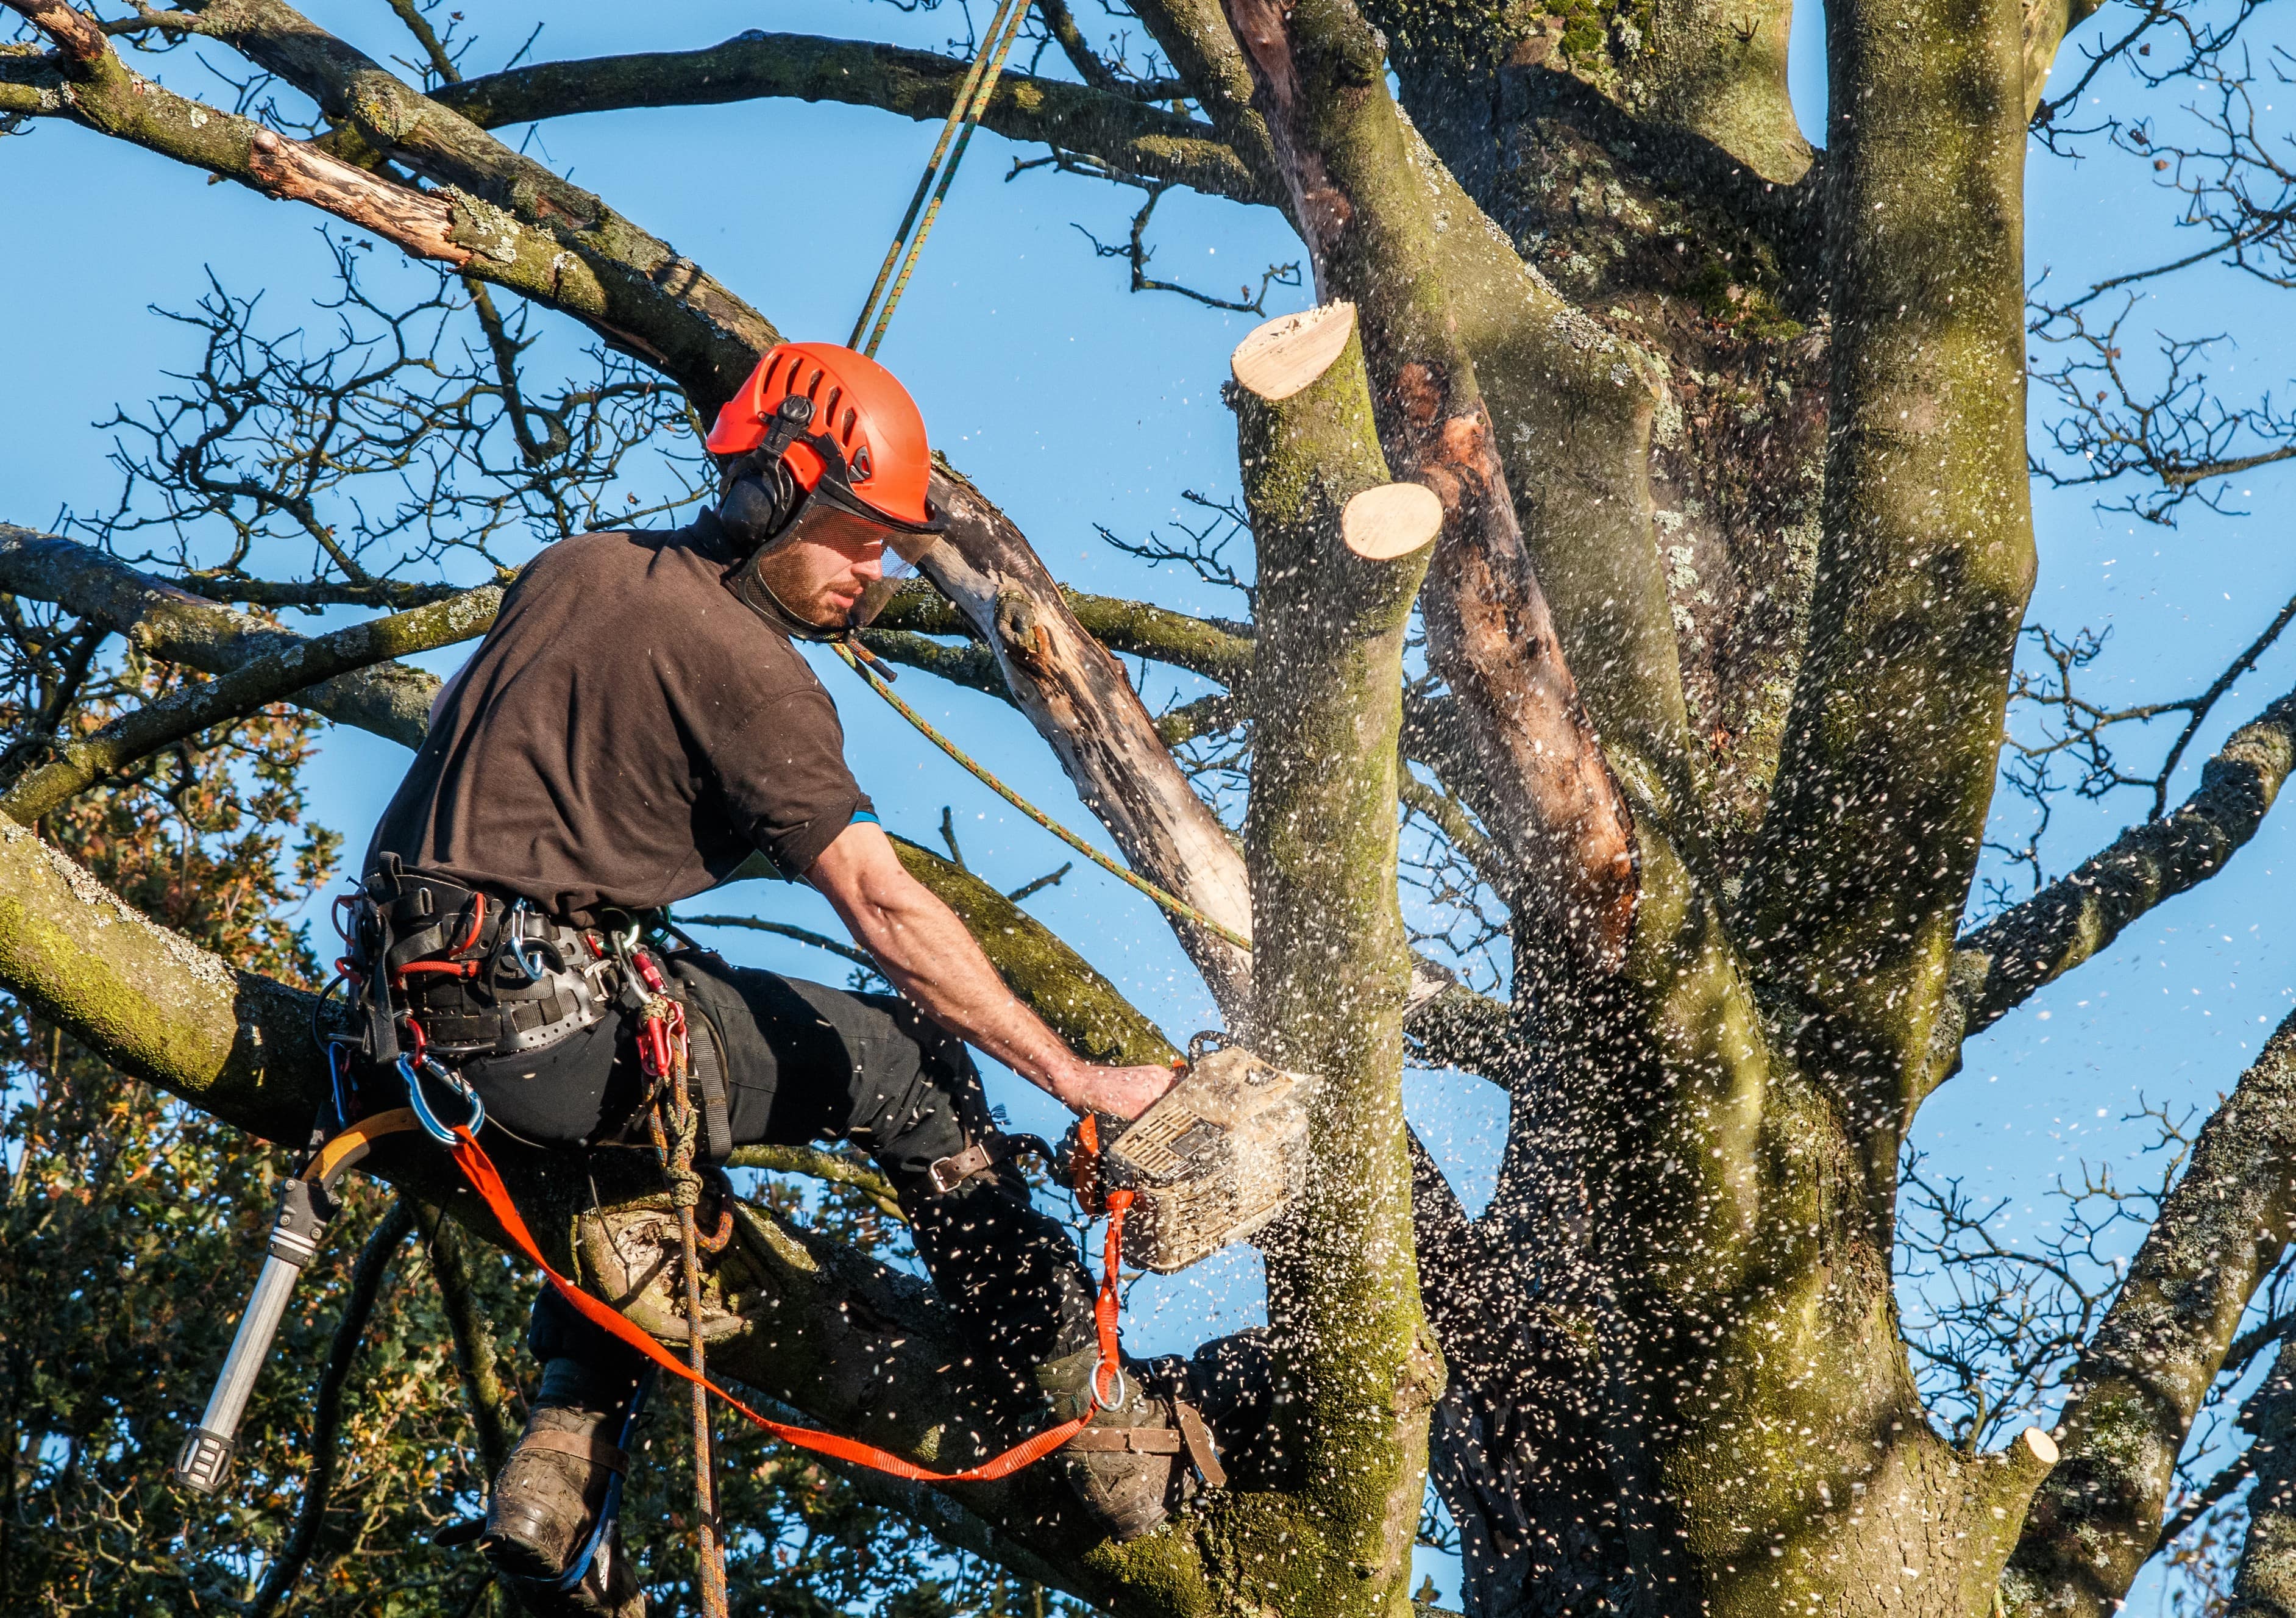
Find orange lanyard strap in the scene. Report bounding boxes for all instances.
[444,1125,1129,1483]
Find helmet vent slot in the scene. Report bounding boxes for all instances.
[841,407,858,444]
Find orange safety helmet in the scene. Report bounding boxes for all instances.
[706,343,942,534]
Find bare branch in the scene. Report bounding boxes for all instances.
[2008,1009,2296,1610]
[424,29,1267,205]
[1942,690,2296,1063]
[0,588,499,824]
[0,526,472,747]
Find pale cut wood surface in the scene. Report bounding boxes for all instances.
[1343,483,1443,560]
[1231,301,1359,401]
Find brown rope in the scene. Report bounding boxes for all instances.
[644,996,730,1618]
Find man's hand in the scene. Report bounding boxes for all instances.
[808,821,1181,1117]
[1057,1061,1182,1122]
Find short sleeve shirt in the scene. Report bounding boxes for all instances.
[364,513,872,924]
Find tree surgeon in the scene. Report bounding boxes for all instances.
[357,343,1210,1605]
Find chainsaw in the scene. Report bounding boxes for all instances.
[1061,1035,1314,1274]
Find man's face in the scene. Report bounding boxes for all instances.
[752,502,892,627]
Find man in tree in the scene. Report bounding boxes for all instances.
[361,343,1190,1595]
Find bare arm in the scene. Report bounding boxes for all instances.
[806,820,1179,1119]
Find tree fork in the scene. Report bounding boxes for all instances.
[1233,302,1445,1612]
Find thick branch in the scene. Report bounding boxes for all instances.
[1941,692,2296,1063]
[917,468,1257,1016]
[425,32,1267,206]
[0,527,468,747]
[2005,1010,2296,1615]
[1235,300,1441,1606]
[1736,0,2035,1169]
[2231,1336,2296,1613]
[1,589,498,824]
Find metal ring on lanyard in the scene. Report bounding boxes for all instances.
[399,1054,486,1144]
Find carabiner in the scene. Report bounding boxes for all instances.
[399,1053,486,1144]
[501,899,553,982]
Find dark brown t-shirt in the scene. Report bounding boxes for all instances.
[366,515,872,922]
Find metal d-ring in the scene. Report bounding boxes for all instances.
[596,907,644,960]
[1090,1357,1129,1413]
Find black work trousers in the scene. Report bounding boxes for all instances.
[457,950,1096,1408]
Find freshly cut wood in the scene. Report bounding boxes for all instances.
[1231,302,1359,402]
[1342,483,1443,560]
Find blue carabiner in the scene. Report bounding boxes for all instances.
[503,899,552,983]
[398,1054,486,1143]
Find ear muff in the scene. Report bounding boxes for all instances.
[717,469,787,555]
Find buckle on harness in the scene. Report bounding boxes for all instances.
[926,1139,997,1195]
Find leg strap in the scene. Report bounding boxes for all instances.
[678,990,735,1167]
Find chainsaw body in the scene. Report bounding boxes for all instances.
[1068,1044,1313,1274]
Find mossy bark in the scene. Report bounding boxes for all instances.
[1736,0,2037,1224]
[1229,309,1443,1614]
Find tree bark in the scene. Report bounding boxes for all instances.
[2005,1008,2296,1616]
[1234,301,1445,1610]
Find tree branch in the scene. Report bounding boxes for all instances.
[0,528,467,751]
[0,588,499,824]
[915,466,1256,1016]
[247,1197,417,1618]
[2228,1335,2296,1611]
[1736,0,2035,1174]
[722,1144,905,1223]
[408,1198,518,1478]
[423,30,1267,207]
[4,0,777,413]
[2006,1009,2296,1614]
[1940,691,2296,1068]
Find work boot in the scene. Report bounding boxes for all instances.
[481,1402,642,1616]
[1037,1345,1206,1542]
[496,1519,644,1618]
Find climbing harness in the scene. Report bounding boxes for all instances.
[848,0,1034,358]
[830,638,1256,952]
[182,877,1147,1603]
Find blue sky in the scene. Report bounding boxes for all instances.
[7,0,2296,1608]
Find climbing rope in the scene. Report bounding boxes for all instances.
[832,639,1254,953]
[630,950,731,1618]
[848,0,1033,357]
